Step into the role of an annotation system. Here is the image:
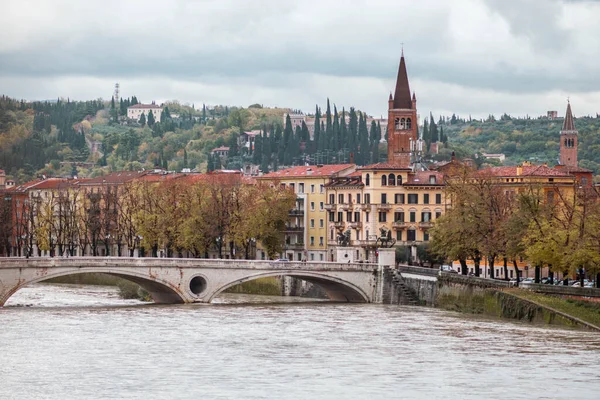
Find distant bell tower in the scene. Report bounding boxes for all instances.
[387,51,418,167]
[559,100,578,167]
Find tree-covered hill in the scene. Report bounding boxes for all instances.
[440,113,600,174]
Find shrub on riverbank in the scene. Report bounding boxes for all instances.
[116,280,151,301]
[224,277,281,296]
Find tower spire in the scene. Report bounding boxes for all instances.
[392,53,412,109]
[562,100,575,131]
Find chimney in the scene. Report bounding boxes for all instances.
[516,165,523,176]
[451,151,456,161]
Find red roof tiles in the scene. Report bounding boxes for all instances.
[477,165,571,178]
[259,164,355,179]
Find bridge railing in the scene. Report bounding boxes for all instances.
[0,256,378,271]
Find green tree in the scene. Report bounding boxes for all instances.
[147,110,156,127]
[139,112,146,127]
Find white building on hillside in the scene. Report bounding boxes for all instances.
[127,103,163,122]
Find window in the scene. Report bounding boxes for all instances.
[395,193,405,204]
[320,202,324,211]
[394,212,405,222]
[320,254,324,261]
[330,229,334,240]
[320,219,324,228]
[310,236,315,246]
[410,211,416,222]
[310,219,315,228]
[397,175,403,185]
[423,194,429,204]
[290,183,295,191]
[396,231,402,241]
[365,194,371,204]
[378,212,387,222]
[429,175,436,184]
[395,118,400,129]
[320,184,324,193]
[338,194,344,204]
[319,237,324,246]
[310,184,315,193]
[310,202,315,210]
[299,183,304,193]
[329,212,335,222]
[337,211,343,222]
[388,174,395,186]
[407,229,416,241]
[381,193,387,204]
[329,194,335,204]
[406,118,412,129]
[347,194,352,204]
[435,193,442,204]
[421,212,431,222]
[356,230,360,240]
[381,175,387,186]
[310,254,315,261]
[356,194,361,204]
[408,194,418,204]
[365,174,370,186]
[346,212,352,222]
[423,232,429,241]
[435,211,442,219]
[354,212,360,222]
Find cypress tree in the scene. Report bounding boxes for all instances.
[332,105,340,151]
[147,110,155,127]
[207,153,215,172]
[260,127,271,173]
[429,113,438,143]
[339,108,347,151]
[202,104,207,123]
[183,148,188,169]
[301,121,309,142]
[313,106,321,154]
[370,120,377,144]
[348,108,358,157]
[139,112,146,127]
[422,118,430,147]
[214,154,222,170]
[253,129,263,165]
[325,99,332,150]
[358,112,369,165]
[228,131,239,157]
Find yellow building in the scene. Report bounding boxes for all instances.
[257,164,356,261]
[325,163,446,262]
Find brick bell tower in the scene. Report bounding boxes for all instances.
[387,52,418,167]
[559,100,578,167]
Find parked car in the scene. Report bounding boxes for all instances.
[440,265,458,273]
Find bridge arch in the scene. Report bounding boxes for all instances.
[206,271,370,303]
[0,269,185,306]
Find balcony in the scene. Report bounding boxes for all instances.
[285,225,305,232]
[419,221,433,229]
[324,203,336,211]
[359,203,371,211]
[333,221,345,229]
[340,203,353,211]
[286,242,305,250]
[376,203,392,211]
[392,221,407,229]
[289,208,304,217]
[348,222,362,229]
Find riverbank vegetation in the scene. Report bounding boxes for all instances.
[437,285,600,330]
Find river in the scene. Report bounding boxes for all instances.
[1,284,599,400]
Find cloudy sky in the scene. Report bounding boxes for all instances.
[1,0,599,119]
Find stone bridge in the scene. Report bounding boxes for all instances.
[0,257,381,306]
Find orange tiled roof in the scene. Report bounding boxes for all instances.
[128,104,162,109]
[358,162,412,171]
[406,171,444,185]
[80,171,149,185]
[259,164,355,179]
[477,165,572,178]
